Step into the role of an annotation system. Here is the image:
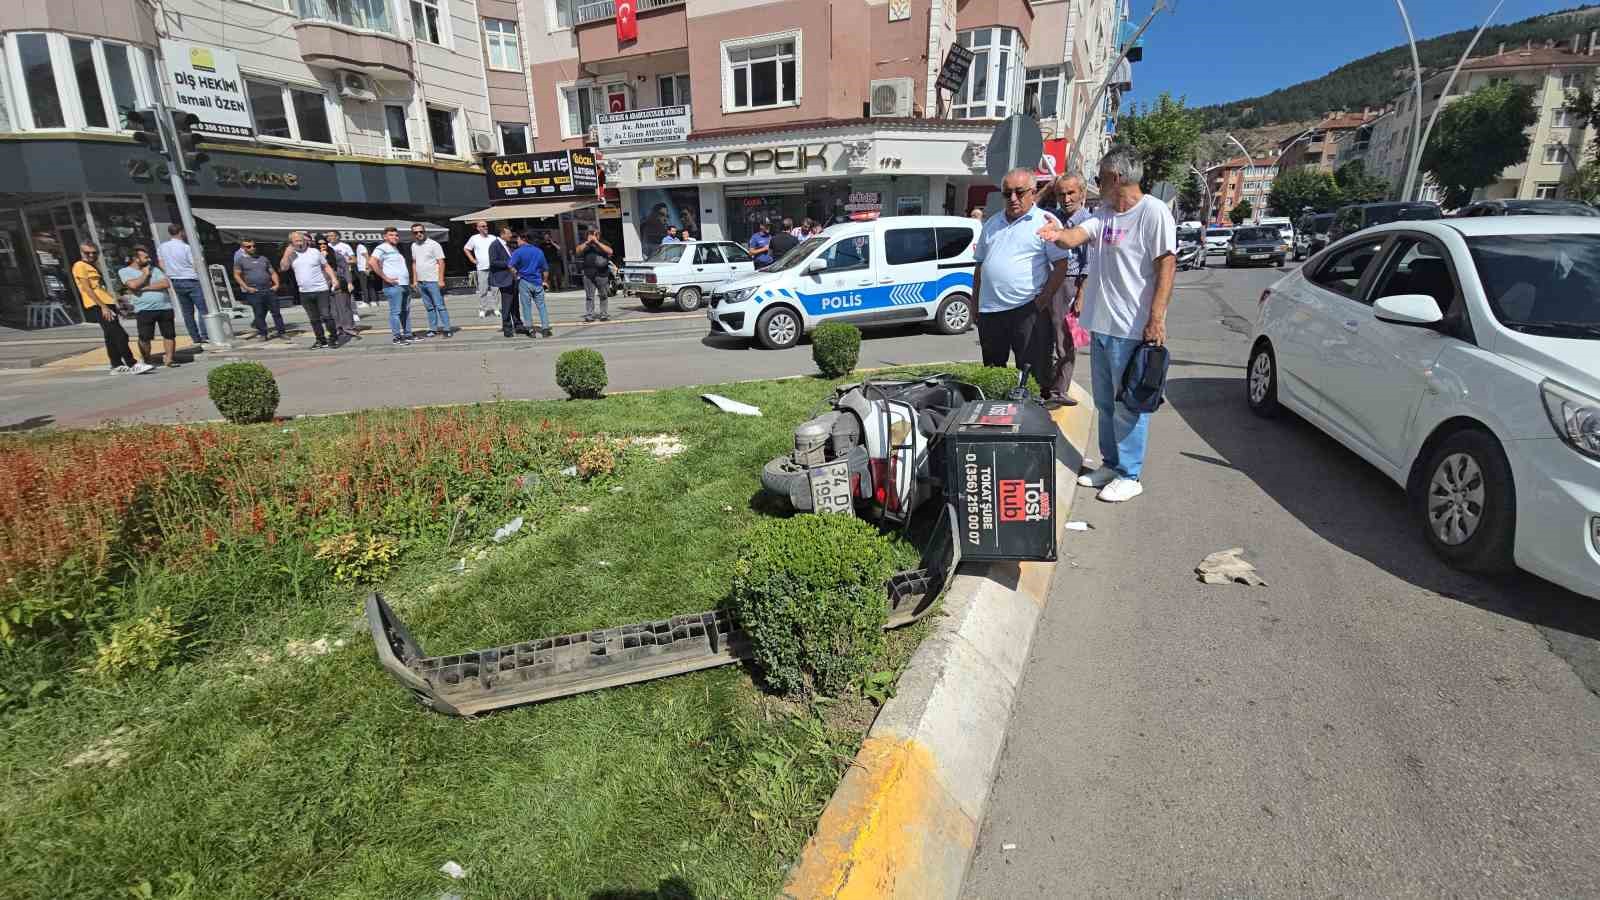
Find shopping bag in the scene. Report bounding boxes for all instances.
[1065,309,1090,350]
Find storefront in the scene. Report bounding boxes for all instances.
[453,149,606,290]
[601,120,998,261]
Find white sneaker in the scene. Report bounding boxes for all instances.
[130,362,155,375]
[478,310,489,318]
[1097,477,1144,503]
[110,365,130,375]
[1077,466,1118,489]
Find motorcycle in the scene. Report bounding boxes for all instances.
[1176,241,1204,271]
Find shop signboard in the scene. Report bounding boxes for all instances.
[596,106,692,150]
[845,191,883,221]
[936,43,975,95]
[159,39,253,138]
[485,150,600,201]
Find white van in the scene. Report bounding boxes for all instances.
[1257,216,1295,243]
[706,215,979,349]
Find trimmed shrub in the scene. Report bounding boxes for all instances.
[555,349,608,399]
[207,362,280,424]
[730,515,898,697]
[811,322,862,378]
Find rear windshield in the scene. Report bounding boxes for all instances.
[646,244,686,263]
[1467,234,1600,336]
[1233,227,1279,243]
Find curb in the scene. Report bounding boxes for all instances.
[784,382,1095,900]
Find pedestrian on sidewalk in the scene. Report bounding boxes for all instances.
[119,246,179,369]
[510,231,553,338]
[324,230,360,329]
[279,231,342,350]
[409,224,452,338]
[370,227,413,345]
[463,220,500,319]
[318,238,358,341]
[487,225,524,337]
[972,167,1071,395]
[1037,173,1092,407]
[540,232,567,291]
[577,227,614,322]
[354,242,373,307]
[73,242,147,374]
[232,240,286,342]
[1037,144,1178,504]
[157,225,209,344]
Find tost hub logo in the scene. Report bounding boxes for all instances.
[998,477,1050,523]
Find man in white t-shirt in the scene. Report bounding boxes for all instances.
[278,230,343,350]
[409,224,452,338]
[1038,144,1178,503]
[462,220,501,317]
[371,226,415,344]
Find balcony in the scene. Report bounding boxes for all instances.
[575,0,689,67]
[292,0,412,79]
[574,0,685,26]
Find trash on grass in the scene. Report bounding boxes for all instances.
[514,472,541,494]
[559,465,579,477]
[439,861,466,879]
[1065,521,1093,532]
[1002,843,1018,852]
[701,393,762,417]
[65,727,135,769]
[1196,548,1267,586]
[492,516,524,544]
[630,434,687,459]
[568,505,591,514]
[450,558,467,575]
[285,637,333,660]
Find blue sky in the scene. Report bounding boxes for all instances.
[1127,0,1586,108]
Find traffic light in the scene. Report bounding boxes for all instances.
[171,111,209,173]
[125,108,165,156]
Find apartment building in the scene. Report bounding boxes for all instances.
[0,0,534,328]
[1277,109,1380,174]
[1205,152,1277,225]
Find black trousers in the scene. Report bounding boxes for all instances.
[299,290,336,343]
[977,302,1053,385]
[500,285,524,335]
[97,312,136,368]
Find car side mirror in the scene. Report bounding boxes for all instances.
[1374,294,1444,326]
[804,258,828,274]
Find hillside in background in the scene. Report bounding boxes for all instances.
[1198,5,1600,131]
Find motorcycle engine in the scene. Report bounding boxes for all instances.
[791,410,863,467]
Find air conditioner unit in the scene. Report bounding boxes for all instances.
[869,78,915,118]
[337,71,376,102]
[470,130,497,155]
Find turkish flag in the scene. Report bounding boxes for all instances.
[616,1,637,42]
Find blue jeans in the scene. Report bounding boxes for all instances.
[518,280,549,330]
[416,281,450,332]
[1089,333,1152,480]
[383,284,411,338]
[243,289,285,338]
[169,278,209,342]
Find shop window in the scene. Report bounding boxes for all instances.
[659,73,691,108]
[952,28,1021,120]
[885,228,937,266]
[935,227,974,260]
[428,106,458,155]
[638,187,702,256]
[411,0,447,45]
[498,122,528,155]
[297,0,395,33]
[484,19,521,71]
[385,104,410,149]
[1023,66,1060,120]
[15,34,65,129]
[723,34,799,112]
[247,78,335,144]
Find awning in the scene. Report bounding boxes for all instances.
[192,209,448,243]
[451,199,599,222]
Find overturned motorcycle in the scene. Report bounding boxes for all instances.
[368,372,1062,716]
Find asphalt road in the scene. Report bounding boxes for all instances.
[964,262,1600,897]
[0,290,979,429]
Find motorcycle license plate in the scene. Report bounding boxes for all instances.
[809,461,854,515]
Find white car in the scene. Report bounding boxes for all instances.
[620,240,756,312]
[1205,227,1233,256]
[1247,218,1600,599]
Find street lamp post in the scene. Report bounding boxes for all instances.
[1226,134,1254,223]
[1395,0,1427,202]
[1065,0,1169,178]
[1407,1,1506,201]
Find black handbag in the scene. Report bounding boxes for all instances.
[1117,342,1171,414]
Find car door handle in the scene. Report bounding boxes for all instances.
[878,277,894,284]
[1343,320,1359,332]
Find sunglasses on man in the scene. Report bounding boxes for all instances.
[1000,187,1034,199]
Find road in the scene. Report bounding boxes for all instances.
[965,262,1600,897]
[0,290,978,429]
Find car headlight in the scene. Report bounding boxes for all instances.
[1542,379,1600,460]
[723,287,756,303]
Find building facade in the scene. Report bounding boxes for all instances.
[1277,109,1380,174]
[1205,151,1277,225]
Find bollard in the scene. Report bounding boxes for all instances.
[202,310,236,350]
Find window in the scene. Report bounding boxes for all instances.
[1544,144,1570,164]
[723,34,799,112]
[1310,238,1385,298]
[247,78,291,138]
[384,104,410,149]
[68,39,108,128]
[819,236,870,272]
[428,106,457,155]
[411,0,445,45]
[936,227,975,260]
[484,19,520,71]
[103,43,138,120]
[885,228,937,266]
[1023,66,1061,120]
[724,244,752,263]
[246,78,334,144]
[292,88,332,143]
[1563,71,1587,91]
[297,0,395,33]
[552,0,575,29]
[952,28,1022,119]
[1535,182,1560,200]
[1372,238,1458,314]
[497,122,528,155]
[659,73,691,108]
[1553,107,1575,128]
[16,34,64,129]
[559,81,626,138]
[695,244,725,265]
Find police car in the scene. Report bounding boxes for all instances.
[706,216,979,349]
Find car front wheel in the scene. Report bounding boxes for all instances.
[1416,429,1517,574]
[1246,341,1281,418]
[755,306,801,350]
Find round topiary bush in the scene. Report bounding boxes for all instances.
[730,514,898,697]
[207,362,280,424]
[555,349,608,399]
[811,322,862,378]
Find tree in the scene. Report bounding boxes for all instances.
[1268,168,1343,217]
[1119,92,1204,192]
[1229,199,1254,224]
[1564,159,1600,204]
[1178,176,1205,221]
[1334,160,1390,204]
[1421,82,1537,208]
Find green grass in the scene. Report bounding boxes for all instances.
[0,366,1002,900]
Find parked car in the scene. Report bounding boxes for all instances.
[1294,212,1336,260]
[621,241,756,312]
[1329,201,1442,242]
[1246,217,1600,599]
[1204,227,1234,256]
[1454,198,1600,218]
[1226,225,1290,268]
[706,215,979,349]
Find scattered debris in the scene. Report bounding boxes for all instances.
[610,486,625,494]
[285,637,333,660]
[475,549,490,561]
[596,561,611,568]
[630,434,687,459]
[492,516,525,544]
[702,393,762,417]
[1002,843,1018,852]
[722,505,734,513]
[568,505,591,514]
[560,465,579,477]
[450,558,467,575]
[513,472,541,495]
[439,861,467,880]
[65,727,135,769]
[1196,548,1267,586]
[334,639,347,649]
[1065,521,1093,532]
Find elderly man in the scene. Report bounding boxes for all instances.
[1039,174,1092,406]
[972,167,1072,396]
[279,230,343,350]
[463,219,501,318]
[1037,144,1178,504]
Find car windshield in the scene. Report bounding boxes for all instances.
[1179,228,1202,242]
[646,244,686,263]
[766,235,829,272]
[1467,234,1600,337]
[1233,227,1278,243]
[1206,229,1232,238]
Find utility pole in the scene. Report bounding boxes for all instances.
[1065,0,1169,179]
[1408,0,1505,201]
[1395,0,1426,203]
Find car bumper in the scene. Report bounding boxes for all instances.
[706,298,755,337]
[624,282,666,298]
[1512,438,1600,600]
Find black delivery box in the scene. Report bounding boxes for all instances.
[942,398,1058,562]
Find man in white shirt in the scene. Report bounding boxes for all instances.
[1038,144,1178,503]
[462,220,501,318]
[409,224,452,338]
[278,230,343,350]
[371,226,415,345]
[972,167,1072,394]
[157,224,209,344]
[354,242,373,306]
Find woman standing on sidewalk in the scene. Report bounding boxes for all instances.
[319,238,358,340]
